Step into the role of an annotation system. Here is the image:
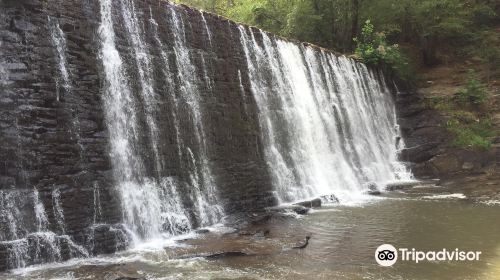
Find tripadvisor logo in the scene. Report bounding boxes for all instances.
[375,244,482,266]
[375,244,398,266]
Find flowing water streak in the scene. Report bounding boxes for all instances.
[0,40,8,86]
[120,0,163,177]
[51,188,65,234]
[238,27,411,203]
[48,16,86,158]
[199,12,214,91]
[148,7,183,161]
[0,191,21,241]
[200,11,213,48]
[33,188,49,232]
[118,0,187,240]
[92,182,102,224]
[148,9,192,234]
[169,6,223,226]
[0,190,30,268]
[0,189,90,269]
[237,70,248,115]
[48,16,70,101]
[98,0,154,243]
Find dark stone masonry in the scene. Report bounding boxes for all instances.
[0,0,279,270]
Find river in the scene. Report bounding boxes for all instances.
[4,189,500,280]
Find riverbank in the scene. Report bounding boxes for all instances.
[397,57,500,201]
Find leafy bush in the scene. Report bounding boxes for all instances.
[476,31,500,72]
[471,4,497,26]
[454,70,488,105]
[446,118,493,150]
[177,0,500,76]
[354,20,414,84]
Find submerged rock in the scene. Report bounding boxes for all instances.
[195,229,210,234]
[319,194,340,204]
[205,251,251,259]
[366,190,382,195]
[364,182,381,195]
[180,251,252,259]
[292,236,311,249]
[266,205,310,215]
[238,229,270,237]
[385,180,439,191]
[294,198,322,208]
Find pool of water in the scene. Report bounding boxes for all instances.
[3,194,500,280]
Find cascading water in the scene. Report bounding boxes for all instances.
[0,189,89,270]
[47,16,71,102]
[0,17,91,271]
[238,27,411,203]
[99,0,179,242]
[97,0,223,244]
[168,6,223,226]
[0,0,412,272]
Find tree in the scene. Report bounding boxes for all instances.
[350,0,359,50]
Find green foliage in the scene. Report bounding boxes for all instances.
[446,118,493,150]
[175,0,359,52]
[454,70,488,105]
[473,30,500,73]
[176,0,499,84]
[417,1,471,40]
[354,20,379,64]
[471,4,498,26]
[363,0,498,67]
[426,96,452,111]
[354,20,414,83]
[283,1,323,44]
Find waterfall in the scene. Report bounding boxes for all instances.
[96,0,409,239]
[0,0,412,271]
[168,6,223,228]
[0,189,89,269]
[97,0,223,243]
[98,0,149,242]
[0,16,92,270]
[238,27,411,203]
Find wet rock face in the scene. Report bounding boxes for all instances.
[0,0,125,270]
[395,90,497,179]
[0,0,276,270]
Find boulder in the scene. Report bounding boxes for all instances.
[462,162,474,170]
[195,229,210,234]
[180,251,251,259]
[363,182,381,195]
[429,154,461,174]
[385,180,439,191]
[293,198,322,208]
[238,229,270,237]
[205,251,250,259]
[319,194,340,203]
[366,190,381,195]
[266,205,310,215]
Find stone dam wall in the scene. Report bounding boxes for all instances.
[0,0,408,271]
